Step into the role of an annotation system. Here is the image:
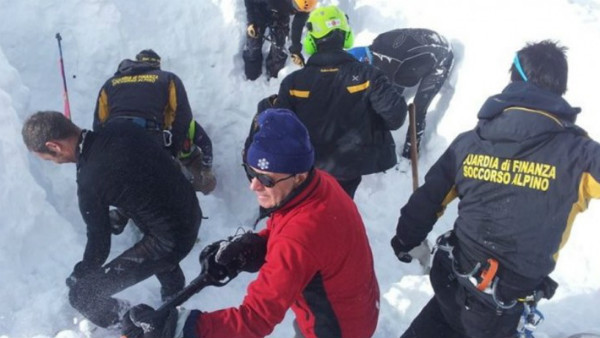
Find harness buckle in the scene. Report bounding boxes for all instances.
[163,130,173,147]
[477,258,499,291]
[433,230,456,260]
[436,232,515,309]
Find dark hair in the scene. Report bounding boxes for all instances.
[22,111,80,154]
[510,40,568,95]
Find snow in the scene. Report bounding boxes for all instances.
[0,0,599,337]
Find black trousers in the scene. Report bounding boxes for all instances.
[400,251,523,338]
[68,218,200,328]
[242,8,290,80]
[336,176,362,199]
[400,52,454,159]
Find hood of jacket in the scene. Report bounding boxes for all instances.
[474,81,583,157]
[114,59,160,76]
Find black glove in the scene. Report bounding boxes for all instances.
[199,240,237,282]
[121,304,179,338]
[179,147,217,195]
[391,236,413,263]
[66,261,96,288]
[215,232,267,273]
[109,208,129,234]
[289,44,305,66]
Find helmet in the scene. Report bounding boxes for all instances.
[303,6,354,55]
[135,49,161,65]
[291,0,317,12]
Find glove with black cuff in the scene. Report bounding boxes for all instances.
[179,146,217,195]
[215,232,267,273]
[121,304,184,338]
[390,235,414,263]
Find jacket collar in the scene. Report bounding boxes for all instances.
[477,82,580,122]
[115,59,160,76]
[275,169,319,214]
[475,82,585,157]
[253,169,319,226]
[75,129,92,170]
[306,50,358,67]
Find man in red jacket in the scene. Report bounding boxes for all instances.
[121,108,380,338]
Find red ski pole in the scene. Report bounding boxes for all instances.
[55,33,71,119]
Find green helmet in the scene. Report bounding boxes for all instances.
[303,5,354,55]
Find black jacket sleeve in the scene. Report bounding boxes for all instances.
[290,11,308,50]
[274,75,293,109]
[193,121,213,166]
[395,140,459,249]
[368,69,407,130]
[580,137,600,197]
[77,185,112,268]
[167,74,194,155]
[244,0,258,23]
[243,95,278,163]
[93,85,110,130]
[242,111,264,163]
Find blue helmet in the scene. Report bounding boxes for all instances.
[347,46,373,64]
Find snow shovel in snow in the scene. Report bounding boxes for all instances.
[156,242,239,315]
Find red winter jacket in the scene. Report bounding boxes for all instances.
[185,169,379,338]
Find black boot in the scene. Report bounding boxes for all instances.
[243,36,264,81]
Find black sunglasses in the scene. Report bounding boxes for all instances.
[242,164,295,188]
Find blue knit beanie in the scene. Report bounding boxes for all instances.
[247,108,314,174]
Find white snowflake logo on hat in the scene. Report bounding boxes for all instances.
[257,158,269,170]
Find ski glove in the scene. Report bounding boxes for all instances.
[247,24,258,38]
[180,147,217,195]
[199,240,239,282]
[198,167,217,195]
[121,304,181,338]
[391,236,413,263]
[215,232,267,273]
[289,44,305,66]
[66,261,96,288]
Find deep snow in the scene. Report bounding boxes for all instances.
[0,0,599,337]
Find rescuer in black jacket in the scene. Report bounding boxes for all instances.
[93,50,194,157]
[348,28,454,161]
[271,5,407,198]
[93,49,216,196]
[22,112,202,329]
[391,40,600,338]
